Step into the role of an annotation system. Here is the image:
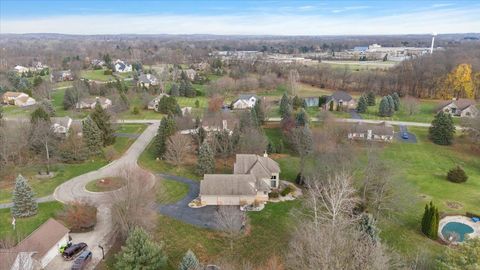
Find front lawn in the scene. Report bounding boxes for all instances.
[156,179,189,204]
[0,201,64,243]
[80,69,115,82]
[359,99,439,123]
[116,124,147,134]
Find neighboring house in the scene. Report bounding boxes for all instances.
[51,117,73,135]
[325,90,356,111]
[51,70,74,82]
[91,59,105,68]
[114,59,132,73]
[231,94,258,110]
[76,97,112,109]
[2,91,29,105]
[180,112,239,135]
[304,97,319,107]
[137,73,159,88]
[184,69,197,81]
[147,93,169,110]
[13,65,29,74]
[181,107,192,116]
[348,122,394,142]
[32,61,48,70]
[437,99,479,118]
[14,95,37,107]
[0,218,69,270]
[199,153,281,206]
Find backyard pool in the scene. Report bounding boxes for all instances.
[441,221,474,242]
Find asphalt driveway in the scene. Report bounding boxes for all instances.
[349,109,362,119]
[395,125,417,143]
[156,173,222,229]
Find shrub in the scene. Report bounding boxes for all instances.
[268,191,279,199]
[104,70,113,75]
[281,185,294,196]
[132,106,140,115]
[57,201,97,232]
[447,166,468,183]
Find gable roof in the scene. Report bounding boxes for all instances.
[2,91,27,98]
[138,73,157,84]
[200,174,257,196]
[328,91,353,103]
[80,96,110,105]
[233,154,280,177]
[237,94,258,101]
[350,121,394,136]
[438,99,477,111]
[13,218,69,261]
[51,117,72,128]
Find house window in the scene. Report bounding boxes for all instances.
[271,180,276,188]
[271,175,276,180]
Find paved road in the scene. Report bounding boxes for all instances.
[156,174,220,229]
[349,109,362,120]
[265,117,447,128]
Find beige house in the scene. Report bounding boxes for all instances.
[325,91,356,111]
[438,99,478,118]
[76,96,112,109]
[2,92,36,107]
[137,73,159,88]
[348,122,394,142]
[0,218,69,270]
[51,117,73,135]
[199,153,280,206]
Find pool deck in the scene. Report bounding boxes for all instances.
[439,215,480,243]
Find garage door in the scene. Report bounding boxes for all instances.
[218,196,240,205]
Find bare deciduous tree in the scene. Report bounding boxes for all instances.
[215,206,245,252]
[164,133,192,166]
[30,120,57,174]
[287,69,299,95]
[402,96,420,115]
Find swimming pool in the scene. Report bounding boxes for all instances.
[441,222,474,242]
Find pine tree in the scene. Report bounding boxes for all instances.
[91,102,115,146]
[115,227,167,270]
[378,97,390,117]
[11,174,38,218]
[421,201,439,239]
[253,99,265,124]
[292,95,304,110]
[179,250,200,270]
[386,95,395,116]
[184,80,196,97]
[170,83,180,96]
[154,116,177,158]
[279,93,290,118]
[82,116,103,154]
[367,91,376,106]
[197,141,215,175]
[356,94,368,113]
[392,92,400,111]
[295,108,308,127]
[429,112,456,145]
[31,107,50,124]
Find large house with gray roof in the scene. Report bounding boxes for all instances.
[325,90,356,111]
[199,153,280,206]
[231,94,258,109]
[437,99,478,118]
[348,121,394,142]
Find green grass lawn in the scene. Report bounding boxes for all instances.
[139,142,201,180]
[0,201,63,243]
[156,201,299,268]
[81,69,115,82]
[116,124,147,134]
[359,99,439,123]
[380,127,480,258]
[85,177,126,192]
[156,179,189,204]
[1,104,35,117]
[0,158,108,203]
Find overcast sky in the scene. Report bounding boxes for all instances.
[1,0,480,35]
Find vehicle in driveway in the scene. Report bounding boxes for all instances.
[401,132,409,139]
[71,250,92,270]
[62,242,88,260]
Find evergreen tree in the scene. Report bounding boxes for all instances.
[250,106,260,128]
[178,250,200,270]
[91,102,115,146]
[179,80,186,97]
[31,107,50,124]
[115,227,167,270]
[184,80,196,97]
[197,141,215,175]
[295,108,309,126]
[292,95,304,110]
[11,174,38,218]
[378,97,390,117]
[279,93,290,118]
[429,112,456,145]
[447,165,468,183]
[421,201,439,239]
[157,96,180,115]
[367,91,376,106]
[356,94,368,113]
[39,100,56,117]
[392,92,400,111]
[253,99,265,124]
[170,83,180,96]
[82,116,103,154]
[154,116,177,158]
[386,95,395,116]
[63,85,79,110]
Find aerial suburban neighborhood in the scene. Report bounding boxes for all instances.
[0,1,479,270]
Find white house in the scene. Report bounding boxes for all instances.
[13,65,29,74]
[137,73,159,88]
[0,218,70,270]
[14,96,37,107]
[51,117,73,135]
[348,122,394,142]
[199,153,280,206]
[114,59,132,73]
[2,92,36,107]
[438,99,479,118]
[232,94,258,110]
[76,97,112,109]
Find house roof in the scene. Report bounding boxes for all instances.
[138,74,158,84]
[237,94,258,101]
[328,91,353,103]
[200,174,257,196]
[14,218,69,261]
[2,91,26,98]
[234,154,280,177]
[80,96,110,105]
[51,117,72,128]
[350,121,394,136]
[438,99,477,112]
[15,95,33,104]
[202,112,239,130]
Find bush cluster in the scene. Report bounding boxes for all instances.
[280,185,294,196]
[447,166,468,183]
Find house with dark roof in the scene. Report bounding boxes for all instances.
[199,153,280,206]
[348,122,394,142]
[113,59,132,73]
[437,99,478,118]
[137,73,159,88]
[231,94,258,109]
[325,90,356,111]
[0,218,69,270]
[51,70,74,82]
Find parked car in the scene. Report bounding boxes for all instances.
[71,250,92,270]
[62,242,88,260]
[401,132,409,139]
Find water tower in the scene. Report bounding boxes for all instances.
[430,33,437,54]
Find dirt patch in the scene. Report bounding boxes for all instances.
[86,177,126,192]
[445,201,463,210]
